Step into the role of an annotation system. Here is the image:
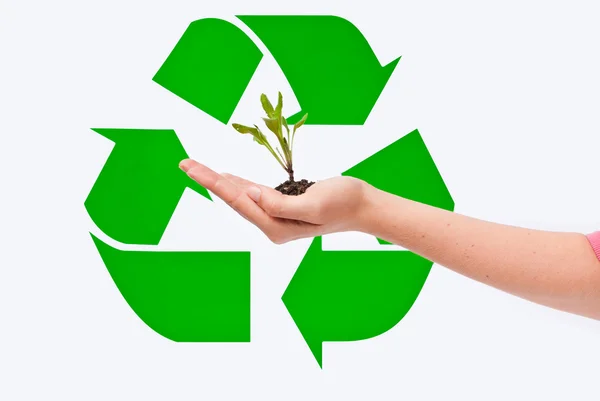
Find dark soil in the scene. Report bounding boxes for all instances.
[275,179,315,196]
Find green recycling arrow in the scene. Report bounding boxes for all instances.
[92,234,250,341]
[153,18,262,124]
[84,129,210,246]
[283,129,454,367]
[282,236,431,367]
[238,15,399,125]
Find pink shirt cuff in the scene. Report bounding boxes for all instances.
[586,231,600,261]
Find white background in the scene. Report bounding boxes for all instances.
[2,0,600,399]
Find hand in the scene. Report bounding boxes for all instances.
[179,159,371,244]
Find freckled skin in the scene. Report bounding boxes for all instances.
[360,189,600,320]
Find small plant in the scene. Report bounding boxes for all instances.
[232,92,314,195]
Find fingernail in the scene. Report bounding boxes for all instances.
[179,159,193,172]
[247,186,262,202]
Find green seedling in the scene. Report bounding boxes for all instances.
[232,92,312,195]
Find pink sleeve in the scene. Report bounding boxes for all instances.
[586,232,600,261]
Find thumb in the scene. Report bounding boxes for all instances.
[246,186,318,222]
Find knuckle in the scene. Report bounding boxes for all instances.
[225,189,244,209]
[212,177,226,195]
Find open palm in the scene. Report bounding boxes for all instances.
[180,159,369,244]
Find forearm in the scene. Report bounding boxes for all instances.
[358,185,600,319]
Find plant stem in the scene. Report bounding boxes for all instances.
[263,141,287,171]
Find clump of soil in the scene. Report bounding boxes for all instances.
[275,179,315,196]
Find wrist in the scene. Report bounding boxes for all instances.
[353,182,416,242]
[354,182,391,234]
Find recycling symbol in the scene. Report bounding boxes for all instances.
[86,15,454,368]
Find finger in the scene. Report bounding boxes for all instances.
[179,159,198,173]
[180,160,285,237]
[220,173,257,189]
[181,160,259,220]
[246,185,320,222]
[222,173,281,196]
[182,161,242,205]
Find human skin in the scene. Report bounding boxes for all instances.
[179,159,600,320]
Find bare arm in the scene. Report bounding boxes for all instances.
[359,186,600,319]
[180,160,600,319]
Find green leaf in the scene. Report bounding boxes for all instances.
[260,94,275,118]
[274,91,283,119]
[262,117,282,139]
[253,125,267,141]
[232,123,266,145]
[232,123,258,136]
[281,115,290,135]
[282,136,292,159]
[290,113,308,149]
[293,113,308,132]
